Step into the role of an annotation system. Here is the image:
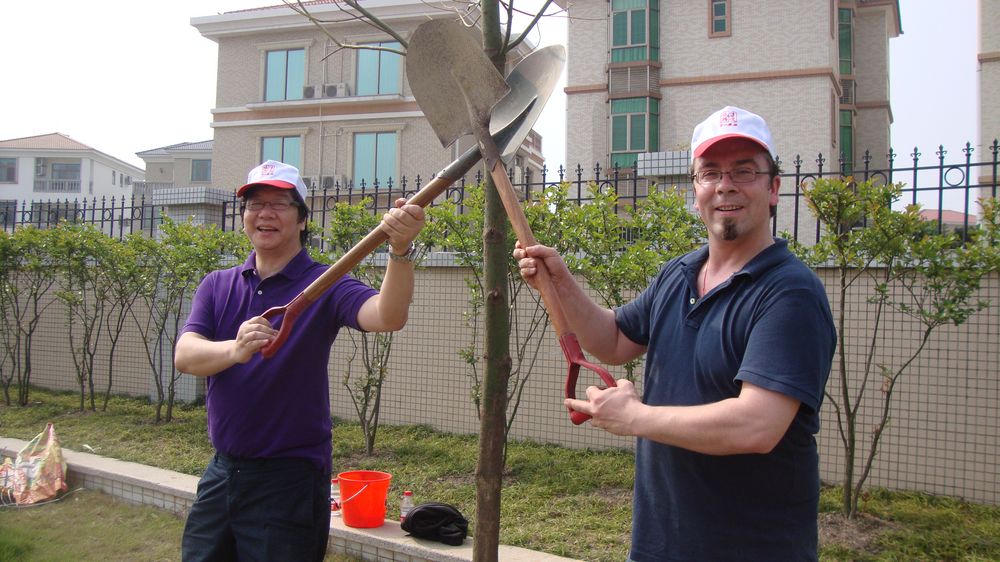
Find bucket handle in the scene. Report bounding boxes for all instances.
[332,483,369,510]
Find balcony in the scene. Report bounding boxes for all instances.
[34,179,81,193]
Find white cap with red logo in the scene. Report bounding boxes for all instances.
[236,160,308,201]
[690,106,775,162]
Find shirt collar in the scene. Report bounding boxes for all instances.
[680,238,790,279]
[240,248,315,280]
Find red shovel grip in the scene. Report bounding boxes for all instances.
[259,293,313,359]
[560,333,617,425]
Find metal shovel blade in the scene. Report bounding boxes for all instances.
[406,19,511,148]
[490,44,565,162]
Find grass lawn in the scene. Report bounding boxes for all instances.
[2,388,1000,561]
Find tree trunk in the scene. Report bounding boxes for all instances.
[473,5,511,561]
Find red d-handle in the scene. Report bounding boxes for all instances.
[560,334,617,425]
[259,293,312,359]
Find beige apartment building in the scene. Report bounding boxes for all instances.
[565,0,901,179]
[190,1,542,197]
[980,0,1000,197]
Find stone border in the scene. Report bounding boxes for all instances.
[1,437,577,562]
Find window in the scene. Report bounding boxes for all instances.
[610,97,659,169]
[353,132,397,187]
[840,110,854,172]
[265,48,305,102]
[191,159,212,183]
[839,8,853,76]
[112,171,117,186]
[356,42,402,96]
[52,163,80,180]
[0,158,15,183]
[261,136,302,168]
[611,0,658,62]
[709,0,731,37]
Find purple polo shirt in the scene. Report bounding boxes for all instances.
[182,249,377,473]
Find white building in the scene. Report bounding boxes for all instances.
[0,133,145,215]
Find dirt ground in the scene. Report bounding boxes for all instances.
[819,512,898,554]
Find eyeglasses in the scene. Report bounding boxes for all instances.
[245,200,298,212]
[692,168,769,186]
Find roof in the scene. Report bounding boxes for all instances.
[136,140,214,157]
[0,132,145,174]
[919,209,978,225]
[0,132,93,151]
[224,0,340,15]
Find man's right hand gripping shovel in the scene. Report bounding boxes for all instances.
[514,243,619,425]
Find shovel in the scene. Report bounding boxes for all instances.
[258,47,555,359]
[407,20,616,425]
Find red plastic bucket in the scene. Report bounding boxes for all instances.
[336,470,392,528]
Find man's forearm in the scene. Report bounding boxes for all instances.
[174,332,238,377]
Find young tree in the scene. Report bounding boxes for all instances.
[321,199,427,455]
[788,178,1000,518]
[0,227,59,406]
[101,232,152,411]
[50,223,116,411]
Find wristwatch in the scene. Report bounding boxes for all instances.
[388,242,418,263]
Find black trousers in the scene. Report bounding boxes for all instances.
[181,452,331,562]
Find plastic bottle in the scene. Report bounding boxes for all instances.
[330,478,341,515]
[400,490,414,522]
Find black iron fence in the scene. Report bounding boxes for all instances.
[4,140,998,244]
[0,195,162,239]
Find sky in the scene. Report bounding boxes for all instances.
[2,1,980,210]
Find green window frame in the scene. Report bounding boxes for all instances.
[610,97,659,169]
[261,136,302,169]
[839,109,854,172]
[264,48,305,102]
[357,42,402,96]
[0,158,16,183]
[710,0,731,37]
[353,132,398,187]
[611,0,658,62]
[839,8,853,76]
[191,159,212,183]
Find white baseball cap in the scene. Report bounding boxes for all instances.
[237,160,308,201]
[690,106,775,162]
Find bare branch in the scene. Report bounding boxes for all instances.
[282,0,408,53]
[502,0,560,54]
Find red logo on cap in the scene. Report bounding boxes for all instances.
[719,111,738,128]
[260,164,276,177]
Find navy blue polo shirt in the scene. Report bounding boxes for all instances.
[616,239,836,561]
[182,249,377,474]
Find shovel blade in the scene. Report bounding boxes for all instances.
[407,19,511,148]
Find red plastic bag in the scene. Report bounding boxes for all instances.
[11,422,68,505]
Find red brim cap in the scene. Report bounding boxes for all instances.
[236,179,296,198]
[692,133,771,158]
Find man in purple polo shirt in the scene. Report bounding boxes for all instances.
[175,160,424,562]
[515,107,836,560]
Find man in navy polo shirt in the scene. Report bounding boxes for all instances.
[176,160,424,561]
[514,107,836,561]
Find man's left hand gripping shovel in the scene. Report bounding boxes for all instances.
[406,20,616,425]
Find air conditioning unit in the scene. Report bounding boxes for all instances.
[302,176,318,190]
[303,85,317,99]
[324,83,350,97]
[35,158,46,177]
[839,79,855,105]
[321,176,336,190]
